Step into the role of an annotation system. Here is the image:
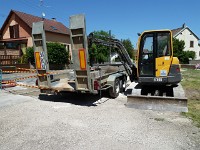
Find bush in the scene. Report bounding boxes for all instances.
[173,38,196,64]
[17,54,28,64]
[177,50,195,64]
[47,43,69,64]
[26,43,69,65]
[27,47,34,64]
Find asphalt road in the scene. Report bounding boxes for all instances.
[0,89,200,150]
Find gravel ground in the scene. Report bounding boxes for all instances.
[0,90,200,150]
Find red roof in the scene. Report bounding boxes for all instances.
[1,10,70,35]
[171,27,183,37]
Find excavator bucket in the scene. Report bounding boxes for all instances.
[125,82,188,112]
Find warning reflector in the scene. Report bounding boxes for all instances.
[79,49,86,70]
[35,52,41,69]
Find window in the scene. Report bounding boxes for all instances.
[9,24,19,38]
[157,33,171,57]
[0,43,4,49]
[190,41,194,48]
[5,42,18,49]
[51,26,57,30]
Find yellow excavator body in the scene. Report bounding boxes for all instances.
[126,30,187,112]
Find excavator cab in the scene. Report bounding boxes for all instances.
[137,30,181,85]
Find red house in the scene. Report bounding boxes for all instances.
[0,10,71,65]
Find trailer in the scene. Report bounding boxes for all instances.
[32,15,128,98]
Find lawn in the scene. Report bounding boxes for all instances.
[181,68,200,127]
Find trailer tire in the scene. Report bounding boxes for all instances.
[109,78,120,98]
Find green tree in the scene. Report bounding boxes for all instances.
[173,38,185,57]
[89,30,115,63]
[122,39,134,60]
[173,38,196,64]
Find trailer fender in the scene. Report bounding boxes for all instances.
[107,73,125,91]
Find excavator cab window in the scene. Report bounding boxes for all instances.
[157,33,171,57]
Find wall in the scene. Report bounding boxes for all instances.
[176,28,200,60]
[46,31,71,56]
[46,32,70,44]
[2,13,31,39]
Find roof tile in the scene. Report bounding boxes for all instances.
[12,10,70,35]
[171,27,183,37]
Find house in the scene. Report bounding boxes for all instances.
[0,10,71,65]
[172,24,200,60]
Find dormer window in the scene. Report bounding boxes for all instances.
[51,26,58,31]
[9,24,19,39]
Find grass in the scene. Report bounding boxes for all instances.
[181,68,200,128]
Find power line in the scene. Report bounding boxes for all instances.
[19,0,69,24]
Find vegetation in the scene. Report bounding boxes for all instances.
[173,38,195,64]
[89,30,114,63]
[89,30,134,64]
[47,43,69,64]
[122,39,134,60]
[26,47,34,64]
[24,42,69,65]
[181,69,200,127]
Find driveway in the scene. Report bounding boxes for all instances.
[0,90,200,150]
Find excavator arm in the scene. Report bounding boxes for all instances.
[88,33,137,81]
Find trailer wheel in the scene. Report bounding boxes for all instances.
[109,78,120,98]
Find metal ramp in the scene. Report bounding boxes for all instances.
[70,15,92,92]
[32,21,51,88]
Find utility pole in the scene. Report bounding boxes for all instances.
[109,30,111,63]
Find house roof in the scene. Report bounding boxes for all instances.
[171,27,183,37]
[0,10,70,35]
[172,24,199,40]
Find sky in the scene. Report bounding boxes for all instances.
[0,0,199,47]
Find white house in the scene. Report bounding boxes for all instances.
[172,24,200,60]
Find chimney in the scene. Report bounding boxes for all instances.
[182,23,186,28]
[52,18,56,21]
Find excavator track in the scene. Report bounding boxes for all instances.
[125,82,188,112]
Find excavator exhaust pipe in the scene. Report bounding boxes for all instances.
[125,83,188,112]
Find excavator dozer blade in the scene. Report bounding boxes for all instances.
[125,83,188,112]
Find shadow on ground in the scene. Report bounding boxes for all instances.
[38,91,111,106]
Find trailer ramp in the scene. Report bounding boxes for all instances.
[126,82,188,112]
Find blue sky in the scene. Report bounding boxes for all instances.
[0,0,199,46]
